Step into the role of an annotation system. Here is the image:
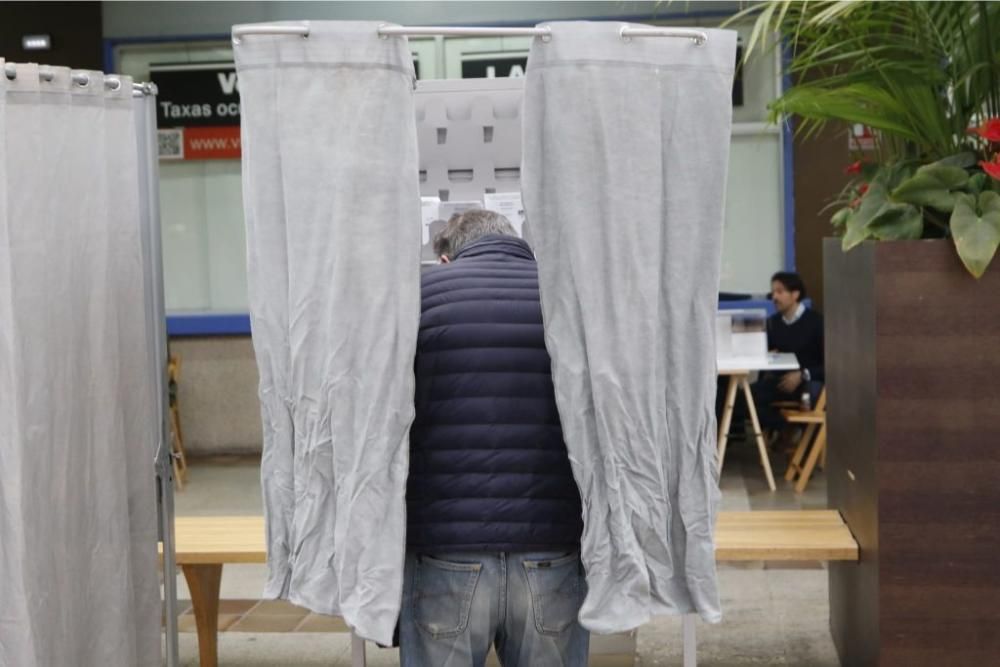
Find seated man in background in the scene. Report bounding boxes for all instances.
[753,271,825,429]
[401,209,588,666]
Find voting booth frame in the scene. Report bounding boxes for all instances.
[133,84,183,667]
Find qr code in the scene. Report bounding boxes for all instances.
[158,129,183,159]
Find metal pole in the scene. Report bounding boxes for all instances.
[132,82,179,667]
[350,632,367,667]
[683,615,697,667]
[231,23,709,45]
[3,62,125,89]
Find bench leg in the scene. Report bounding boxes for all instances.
[351,632,367,667]
[683,615,697,667]
[183,563,223,667]
[740,377,777,491]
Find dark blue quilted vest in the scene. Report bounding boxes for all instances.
[406,235,583,551]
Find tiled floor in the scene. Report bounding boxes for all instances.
[166,438,838,666]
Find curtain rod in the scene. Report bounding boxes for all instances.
[232,24,708,46]
[2,62,157,96]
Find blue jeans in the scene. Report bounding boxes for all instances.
[399,551,590,666]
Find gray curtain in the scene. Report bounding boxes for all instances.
[234,21,421,645]
[521,22,737,632]
[0,63,160,666]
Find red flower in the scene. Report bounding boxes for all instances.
[981,154,1000,180]
[849,197,862,209]
[844,160,863,175]
[858,182,869,195]
[970,118,1000,143]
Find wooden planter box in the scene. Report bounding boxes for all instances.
[824,238,1000,666]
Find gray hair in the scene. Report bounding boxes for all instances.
[431,208,517,259]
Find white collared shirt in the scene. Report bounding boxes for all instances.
[783,303,806,325]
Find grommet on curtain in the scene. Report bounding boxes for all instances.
[3,63,15,80]
[104,77,122,92]
[540,27,552,43]
[75,73,91,87]
[377,23,391,40]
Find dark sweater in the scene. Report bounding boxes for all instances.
[766,308,825,382]
[407,235,583,552]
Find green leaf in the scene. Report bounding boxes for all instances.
[933,152,978,169]
[843,181,890,251]
[891,164,970,212]
[950,192,1000,278]
[867,202,925,240]
[842,211,873,251]
[830,207,852,228]
[966,172,988,195]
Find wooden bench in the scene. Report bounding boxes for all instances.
[166,511,858,667]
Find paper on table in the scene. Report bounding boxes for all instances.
[483,191,525,237]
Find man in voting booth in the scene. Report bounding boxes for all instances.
[400,209,588,666]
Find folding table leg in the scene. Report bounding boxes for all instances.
[740,377,777,491]
[717,375,740,473]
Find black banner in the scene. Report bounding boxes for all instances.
[151,63,241,128]
[461,55,528,79]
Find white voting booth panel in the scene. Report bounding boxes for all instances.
[416,77,526,261]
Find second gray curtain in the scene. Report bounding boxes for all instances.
[521,22,738,632]
[0,63,160,667]
[234,21,421,645]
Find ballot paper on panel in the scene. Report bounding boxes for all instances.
[483,191,525,237]
[438,199,483,222]
[421,196,442,262]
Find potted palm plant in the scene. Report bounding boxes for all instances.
[737,3,1000,665]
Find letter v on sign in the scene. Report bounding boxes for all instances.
[218,72,239,95]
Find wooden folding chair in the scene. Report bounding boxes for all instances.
[781,388,827,493]
[168,353,189,489]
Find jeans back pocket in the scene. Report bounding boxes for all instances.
[413,554,482,639]
[523,552,585,636]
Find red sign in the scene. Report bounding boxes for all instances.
[158,126,241,161]
[848,124,876,152]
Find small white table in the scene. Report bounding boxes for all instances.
[716,353,800,491]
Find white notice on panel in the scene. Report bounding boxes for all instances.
[483,192,525,237]
[421,196,442,262]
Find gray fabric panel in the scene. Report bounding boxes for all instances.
[521,21,737,633]
[235,21,421,645]
[0,64,160,666]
